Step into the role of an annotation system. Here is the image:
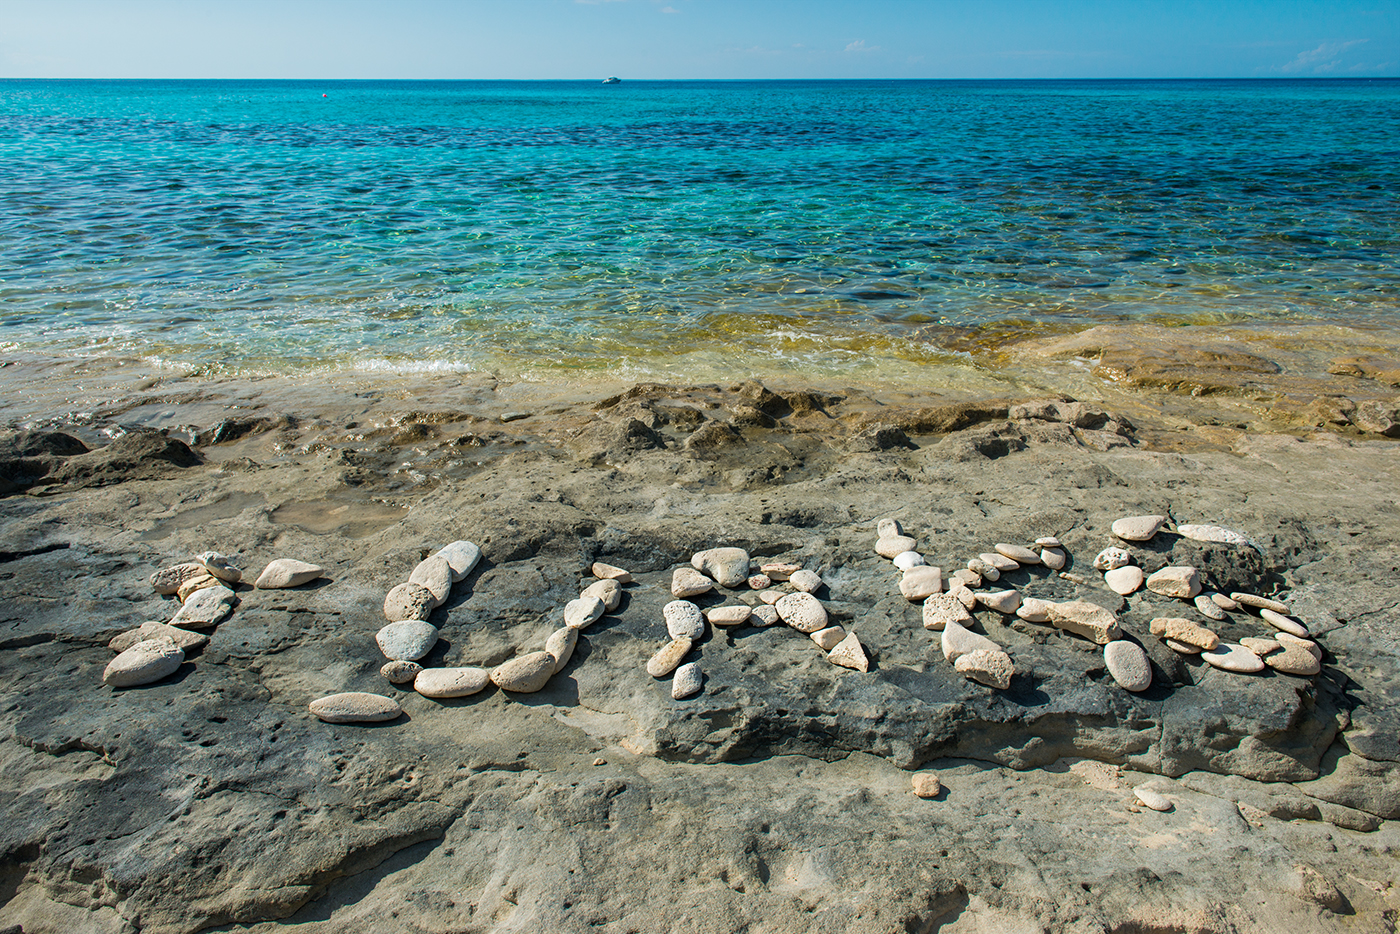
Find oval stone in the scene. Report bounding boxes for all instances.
[1135,787,1172,811]
[646,637,693,678]
[1201,643,1266,673]
[436,540,483,582]
[899,566,943,602]
[375,620,439,662]
[1111,515,1166,542]
[1039,547,1067,570]
[1093,547,1131,571]
[408,555,453,607]
[876,534,918,559]
[775,591,828,633]
[380,660,423,684]
[788,569,822,594]
[1276,631,1322,660]
[103,639,184,687]
[704,605,752,627]
[980,552,1019,573]
[384,582,436,622]
[1015,597,1053,624]
[565,595,606,630]
[1166,638,1204,655]
[309,692,401,723]
[1194,594,1227,621]
[415,667,490,698]
[994,543,1040,565]
[912,773,942,798]
[255,558,324,589]
[546,626,579,673]
[747,574,773,590]
[671,662,703,699]
[490,652,557,693]
[671,567,714,598]
[663,600,705,640]
[691,547,751,587]
[750,605,780,626]
[893,551,925,571]
[581,577,622,611]
[1210,592,1241,611]
[1104,565,1144,595]
[1260,607,1309,637]
[1103,641,1152,691]
[1264,645,1322,676]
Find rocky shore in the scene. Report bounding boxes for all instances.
[2,364,1399,934]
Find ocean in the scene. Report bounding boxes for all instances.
[2,78,1398,385]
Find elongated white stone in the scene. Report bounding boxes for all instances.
[565,595,607,630]
[103,639,184,687]
[994,543,1040,565]
[1177,524,1251,546]
[414,667,490,698]
[1103,641,1152,691]
[436,541,483,582]
[1112,515,1165,542]
[310,692,400,723]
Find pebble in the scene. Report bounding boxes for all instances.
[176,573,222,603]
[705,605,752,627]
[1134,787,1172,811]
[899,566,943,601]
[581,577,622,612]
[952,568,982,588]
[375,620,439,662]
[1104,565,1144,595]
[1046,600,1121,644]
[546,626,579,672]
[671,567,715,598]
[437,541,483,582]
[415,667,491,698]
[1240,636,1283,656]
[1093,547,1131,571]
[760,562,801,581]
[788,569,823,594]
[1150,617,1219,650]
[171,584,235,628]
[309,692,401,723]
[747,574,773,590]
[1103,641,1152,691]
[150,562,209,595]
[671,662,703,699]
[775,592,828,633]
[954,648,1014,689]
[811,626,847,651]
[1194,594,1227,621]
[967,558,998,582]
[103,638,184,687]
[994,543,1040,565]
[1210,592,1242,611]
[877,518,904,538]
[911,773,942,798]
[1034,536,1062,548]
[1231,592,1289,614]
[1265,645,1322,676]
[1015,597,1053,623]
[1260,607,1309,638]
[1201,643,1266,673]
[750,605,780,626]
[1166,638,1203,654]
[194,551,242,583]
[646,637,693,677]
[876,534,918,559]
[565,595,607,630]
[109,622,207,653]
[976,589,1021,614]
[1039,547,1067,570]
[949,581,978,610]
[255,558,324,589]
[827,631,869,672]
[941,620,1001,662]
[758,589,784,605]
[893,551,925,571]
[1111,515,1166,542]
[691,547,751,587]
[380,660,423,684]
[408,556,453,607]
[490,651,557,693]
[980,552,1019,573]
[664,600,706,640]
[1177,524,1252,546]
[1145,566,1202,599]
[922,593,973,631]
[1277,631,1322,661]
[384,582,436,622]
[590,561,632,583]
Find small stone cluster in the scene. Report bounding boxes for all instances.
[106,554,323,688]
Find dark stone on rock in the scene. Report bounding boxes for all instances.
[40,429,201,490]
[1349,399,1400,436]
[896,401,1011,434]
[197,415,296,445]
[733,379,790,417]
[569,417,666,464]
[0,430,90,494]
[728,404,777,429]
[683,421,743,455]
[847,424,914,452]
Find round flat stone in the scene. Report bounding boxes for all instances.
[747,573,773,590]
[1103,640,1152,691]
[1201,643,1266,673]
[1104,565,1144,595]
[436,540,483,582]
[775,592,828,633]
[408,555,453,607]
[565,595,606,630]
[255,558,324,589]
[671,567,715,598]
[663,600,705,640]
[376,620,439,661]
[415,667,490,698]
[912,773,942,798]
[788,569,823,594]
[876,534,917,559]
[309,692,400,723]
[1111,515,1166,542]
[384,582,436,622]
[705,605,752,627]
[893,551,925,571]
[994,543,1040,565]
[1039,547,1067,570]
[490,651,557,693]
[750,605,780,626]
[381,660,423,684]
[1260,607,1309,637]
[671,662,703,699]
[103,639,184,687]
[1265,645,1322,676]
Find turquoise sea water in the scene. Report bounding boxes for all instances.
[1,79,1397,380]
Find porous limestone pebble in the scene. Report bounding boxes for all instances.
[811,626,847,651]
[747,574,772,590]
[827,631,869,672]
[691,547,751,587]
[490,651,557,693]
[1240,636,1283,656]
[941,620,1002,662]
[664,600,706,640]
[436,540,483,582]
[546,626,579,672]
[980,552,1019,573]
[384,582,436,622]
[565,595,607,631]
[1039,547,1067,570]
[776,592,828,634]
[1111,515,1166,542]
[1046,600,1121,644]
[1177,524,1252,546]
[1166,638,1204,655]
[1276,631,1322,661]
[955,648,1013,689]
[1103,641,1152,692]
[977,589,1021,614]
[923,593,974,631]
[1034,536,1062,548]
[705,605,752,627]
[150,562,208,595]
[671,662,703,699]
[646,637,693,678]
[1265,645,1322,676]
[194,551,242,583]
[1194,594,1227,621]
[671,567,715,598]
[876,534,918,559]
[408,555,453,607]
[380,660,423,684]
[949,582,978,611]
[1146,566,1202,599]
[590,560,632,583]
[1201,643,1266,673]
[758,589,784,606]
[750,604,780,627]
[171,584,235,629]
[255,558,324,589]
[1015,597,1053,624]
[176,574,222,603]
[877,518,904,537]
[788,569,823,594]
[103,639,184,687]
[1150,617,1219,650]
[994,543,1040,565]
[1231,592,1290,614]
[415,666,490,698]
[109,622,207,653]
[899,566,943,602]
[309,692,401,723]
[1210,592,1242,611]
[952,568,982,588]
[1134,787,1172,812]
[1093,547,1131,571]
[893,551,925,571]
[760,562,801,581]
[376,620,439,662]
[912,773,942,798]
[1104,565,1145,595]
[581,577,622,612]
[967,558,998,582]
[1260,607,1309,638]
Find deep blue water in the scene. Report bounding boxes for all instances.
[1,79,1397,378]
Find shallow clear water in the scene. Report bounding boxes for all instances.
[2,78,1397,380]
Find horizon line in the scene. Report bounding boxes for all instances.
[4,75,1398,82]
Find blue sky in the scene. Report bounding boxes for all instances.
[1,0,1396,79]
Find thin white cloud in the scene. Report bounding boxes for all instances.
[845,39,880,54]
[661,5,679,12]
[1281,39,1367,73]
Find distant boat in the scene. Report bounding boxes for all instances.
[602,76,621,85]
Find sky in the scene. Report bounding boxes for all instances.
[1,0,1396,80]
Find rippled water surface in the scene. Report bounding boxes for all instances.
[2,78,1397,379]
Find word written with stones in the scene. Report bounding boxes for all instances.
[1111,515,1166,542]
[1146,566,1202,599]
[255,558,324,589]
[309,693,401,724]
